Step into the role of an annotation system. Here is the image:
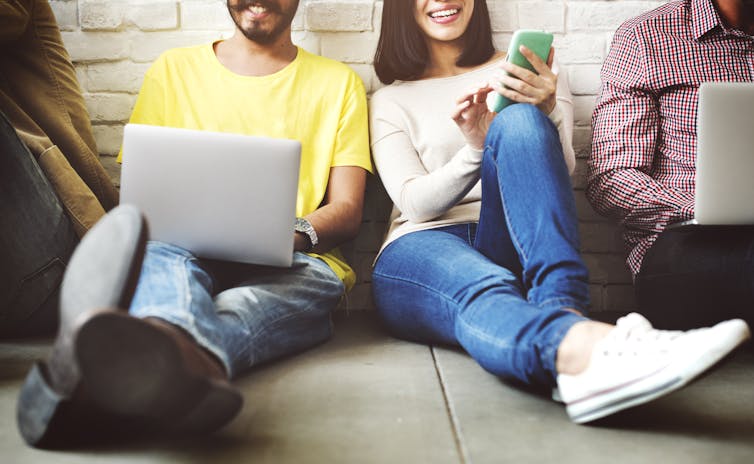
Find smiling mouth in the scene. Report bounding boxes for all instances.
[428,8,460,19]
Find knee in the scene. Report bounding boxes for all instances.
[486,103,556,150]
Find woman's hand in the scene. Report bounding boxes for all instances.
[451,84,496,151]
[491,46,558,115]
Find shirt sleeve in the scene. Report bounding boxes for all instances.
[116,64,167,162]
[0,0,30,44]
[370,94,483,224]
[586,25,693,233]
[549,61,576,175]
[331,71,373,173]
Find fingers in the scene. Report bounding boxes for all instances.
[455,83,493,106]
[450,99,472,122]
[495,46,558,106]
[517,45,552,77]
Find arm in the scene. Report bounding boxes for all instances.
[296,165,367,253]
[0,0,31,44]
[370,114,483,223]
[296,69,371,252]
[586,27,693,232]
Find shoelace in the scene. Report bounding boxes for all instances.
[603,313,684,356]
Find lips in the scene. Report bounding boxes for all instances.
[429,8,459,19]
[427,6,461,24]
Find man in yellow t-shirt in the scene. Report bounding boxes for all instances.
[18,0,372,448]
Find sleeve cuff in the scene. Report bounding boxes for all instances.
[547,102,564,128]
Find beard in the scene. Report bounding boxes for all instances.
[227,0,300,45]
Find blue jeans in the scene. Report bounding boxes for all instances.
[372,104,589,387]
[128,242,345,378]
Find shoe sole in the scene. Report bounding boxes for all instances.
[75,312,243,433]
[16,205,148,448]
[567,320,751,424]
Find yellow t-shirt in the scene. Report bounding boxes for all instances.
[120,44,372,289]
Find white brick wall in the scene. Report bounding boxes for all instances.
[49,0,672,313]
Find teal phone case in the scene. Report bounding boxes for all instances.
[487,30,554,113]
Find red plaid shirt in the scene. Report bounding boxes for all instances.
[588,0,754,276]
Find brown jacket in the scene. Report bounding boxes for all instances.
[0,0,118,236]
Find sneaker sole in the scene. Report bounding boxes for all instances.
[567,319,751,424]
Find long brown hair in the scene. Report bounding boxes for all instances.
[373,0,496,84]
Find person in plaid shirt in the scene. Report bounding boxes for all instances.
[588,0,754,329]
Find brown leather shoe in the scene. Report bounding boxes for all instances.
[73,313,242,434]
[17,205,148,448]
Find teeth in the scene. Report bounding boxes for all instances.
[249,5,267,14]
[430,8,459,18]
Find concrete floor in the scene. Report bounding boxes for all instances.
[1,312,753,463]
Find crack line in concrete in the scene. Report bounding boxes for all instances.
[431,346,472,464]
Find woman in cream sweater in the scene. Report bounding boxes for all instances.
[368,0,749,424]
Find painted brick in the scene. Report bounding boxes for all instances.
[181,0,235,31]
[572,126,593,158]
[583,253,633,284]
[574,190,609,223]
[50,0,78,31]
[306,0,373,32]
[579,222,624,253]
[128,2,179,31]
[99,155,122,187]
[567,1,665,32]
[348,64,375,94]
[567,64,602,95]
[320,32,378,64]
[128,31,226,63]
[589,284,605,312]
[292,30,322,55]
[553,33,606,64]
[84,93,137,122]
[353,221,388,253]
[79,0,127,31]
[61,31,129,62]
[603,284,638,311]
[572,95,596,126]
[91,124,124,156]
[342,283,374,311]
[489,1,518,33]
[518,2,565,33]
[372,0,382,31]
[571,157,588,190]
[84,61,151,93]
[292,3,306,31]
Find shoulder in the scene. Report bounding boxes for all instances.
[369,83,413,118]
[147,44,209,75]
[614,0,687,41]
[298,49,362,86]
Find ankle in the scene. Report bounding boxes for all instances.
[556,321,613,376]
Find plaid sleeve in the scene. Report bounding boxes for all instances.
[587,25,693,234]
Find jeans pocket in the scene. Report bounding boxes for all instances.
[1,258,65,331]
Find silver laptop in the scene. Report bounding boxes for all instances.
[120,124,301,267]
[667,82,754,229]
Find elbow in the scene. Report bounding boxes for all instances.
[401,207,438,224]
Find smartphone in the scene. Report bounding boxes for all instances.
[486,30,554,113]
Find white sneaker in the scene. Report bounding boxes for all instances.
[557,313,751,424]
